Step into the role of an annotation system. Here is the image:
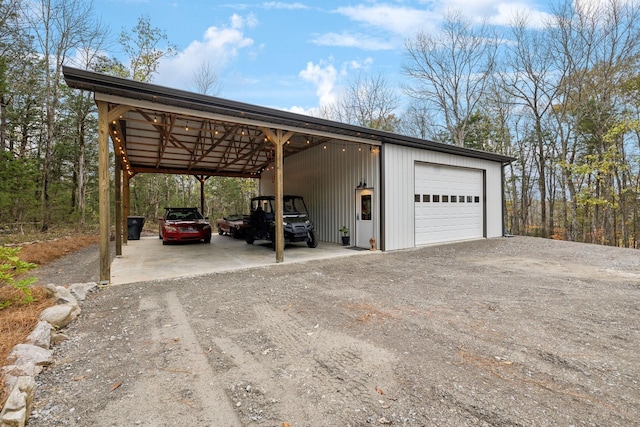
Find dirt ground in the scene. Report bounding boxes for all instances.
[27,236,640,426]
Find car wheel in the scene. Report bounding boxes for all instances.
[218,228,224,235]
[162,239,168,245]
[246,235,254,244]
[204,236,211,243]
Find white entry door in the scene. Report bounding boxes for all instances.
[355,188,374,248]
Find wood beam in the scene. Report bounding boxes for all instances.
[261,128,294,263]
[107,104,132,123]
[123,172,130,244]
[97,101,111,284]
[130,165,257,178]
[115,156,122,256]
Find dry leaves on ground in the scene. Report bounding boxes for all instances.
[0,232,99,408]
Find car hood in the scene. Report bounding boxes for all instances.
[165,219,209,225]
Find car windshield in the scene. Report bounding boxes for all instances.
[167,210,202,220]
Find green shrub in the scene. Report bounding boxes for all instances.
[0,246,37,309]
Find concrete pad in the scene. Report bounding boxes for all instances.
[110,235,371,285]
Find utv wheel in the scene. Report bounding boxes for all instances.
[246,235,255,244]
[307,231,318,248]
[218,228,224,235]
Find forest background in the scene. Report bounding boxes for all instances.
[2,0,640,248]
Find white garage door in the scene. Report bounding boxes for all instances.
[415,163,484,245]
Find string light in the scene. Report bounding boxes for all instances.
[185,121,189,132]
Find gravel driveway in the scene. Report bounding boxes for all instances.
[28,236,640,426]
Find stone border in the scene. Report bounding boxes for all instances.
[0,282,98,427]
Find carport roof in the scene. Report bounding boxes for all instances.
[62,66,513,178]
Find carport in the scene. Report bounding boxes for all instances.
[62,67,384,284]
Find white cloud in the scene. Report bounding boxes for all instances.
[332,1,553,38]
[335,5,441,37]
[486,3,554,28]
[312,31,395,51]
[262,2,309,10]
[432,0,552,27]
[155,15,255,89]
[230,13,258,29]
[299,60,339,109]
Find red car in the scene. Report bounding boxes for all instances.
[158,207,212,245]
[216,214,249,238]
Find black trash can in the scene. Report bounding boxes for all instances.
[127,216,145,240]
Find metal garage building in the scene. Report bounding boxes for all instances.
[62,67,512,283]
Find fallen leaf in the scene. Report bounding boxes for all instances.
[73,375,86,381]
[110,382,122,392]
[282,423,292,427]
[378,417,392,425]
[375,386,384,395]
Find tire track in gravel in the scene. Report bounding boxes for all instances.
[75,292,242,427]
[162,291,242,426]
[224,302,397,423]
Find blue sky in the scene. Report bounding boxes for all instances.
[93,0,553,116]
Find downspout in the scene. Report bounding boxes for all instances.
[501,162,507,236]
[379,142,385,251]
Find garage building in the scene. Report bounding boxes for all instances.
[62,67,512,282]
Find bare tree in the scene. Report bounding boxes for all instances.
[403,10,497,146]
[549,0,640,244]
[24,0,105,231]
[496,12,563,238]
[399,100,438,140]
[321,71,400,131]
[192,61,222,96]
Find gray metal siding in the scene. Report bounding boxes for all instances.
[261,143,380,244]
[383,144,504,251]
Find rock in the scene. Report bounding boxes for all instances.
[50,331,70,345]
[2,363,43,385]
[26,321,53,349]
[7,345,52,368]
[70,282,98,301]
[0,376,35,427]
[44,283,57,297]
[39,304,80,328]
[53,286,78,307]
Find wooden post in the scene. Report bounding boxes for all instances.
[260,128,294,263]
[197,175,207,214]
[123,172,130,244]
[274,134,284,262]
[97,101,110,284]
[115,156,122,256]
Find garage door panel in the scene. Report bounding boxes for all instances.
[415,164,483,245]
